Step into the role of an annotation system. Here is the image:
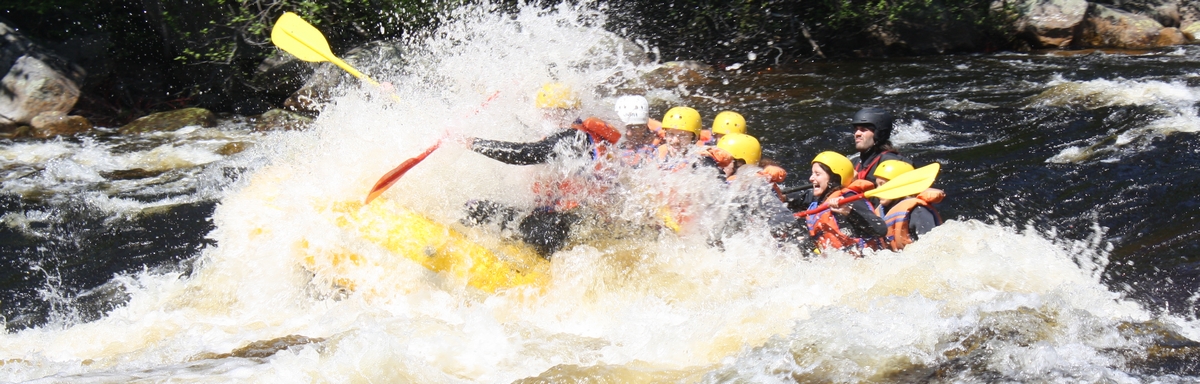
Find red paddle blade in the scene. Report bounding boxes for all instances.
[364,142,441,204]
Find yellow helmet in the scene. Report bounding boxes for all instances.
[660,106,702,136]
[812,151,854,184]
[536,83,581,109]
[873,159,914,181]
[711,111,746,135]
[716,133,761,166]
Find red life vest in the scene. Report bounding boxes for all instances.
[805,189,881,253]
[873,193,943,251]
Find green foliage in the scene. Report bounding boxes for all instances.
[608,0,1008,65]
[3,0,1018,122]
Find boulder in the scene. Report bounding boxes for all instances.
[0,22,85,128]
[1091,0,1180,27]
[641,61,716,89]
[30,111,92,138]
[993,0,1090,48]
[1183,21,1200,40]
[0,125,30,139]
[1156,27,1188,45]
[1080,3,1172,48]
[118,108,216,134]
[1184,0,1200,26]
[254,108,312,132]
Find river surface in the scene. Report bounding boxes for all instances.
[1,3,1199,382]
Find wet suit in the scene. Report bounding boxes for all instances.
[466,123,611,258]
[470,129,590,165]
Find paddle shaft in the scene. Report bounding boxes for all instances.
[794,194,865,218]
[272,12,380,86]
[364,91,502,204]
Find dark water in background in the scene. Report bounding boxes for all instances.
[732,51,1200,320]
[3,40,1200,377]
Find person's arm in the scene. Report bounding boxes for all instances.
[844,198,888,237]
[785,189,816,212]
[907,205,939,239]
[470,130,583,165]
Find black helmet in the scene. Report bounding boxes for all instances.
[851,107,894,145]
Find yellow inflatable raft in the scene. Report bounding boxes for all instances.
[303,198,550,293]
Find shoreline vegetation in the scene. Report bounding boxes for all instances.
[1,0,1197,136]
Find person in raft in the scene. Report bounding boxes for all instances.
[786,151,887,255]
[458,82,621,258]
[849,107,911,186]
[612,95,658,165]
[871,160,944,251]
[697,133,796,242]
[655,106,703,164]
[704,110,746,145]
[703,110,789,199]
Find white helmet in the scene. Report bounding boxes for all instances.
[614,95,649,125]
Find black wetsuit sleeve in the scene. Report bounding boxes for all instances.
[785,189,817,212]
[908,205,938,239]
[845,199,888,237]
[470,130,585,165]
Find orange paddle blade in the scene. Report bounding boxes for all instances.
[364,142,441,204]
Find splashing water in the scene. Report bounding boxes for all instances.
[1030,77,1200,164]
[0,3,1196,383]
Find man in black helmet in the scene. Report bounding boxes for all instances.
[850,107,911,185]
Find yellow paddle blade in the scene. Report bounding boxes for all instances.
[271,12,378,85]
[865,163,940,200]
[271,12,334,62]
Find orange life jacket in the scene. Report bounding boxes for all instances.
[572,117,620,158]
[874,193,943,251]
[805,189,881,253]
[698,130,715,146]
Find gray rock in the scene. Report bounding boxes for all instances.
[641,61,716,89]
[1080,3,1172,48]
[254,108,312,132]
[1091,0,1180,27]
[1183,21,1200,40]
[0,22,85,128]
[0,56,82,127]
[30,111,92,138]
[119,108,216,134]
[993,0,1090,48]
